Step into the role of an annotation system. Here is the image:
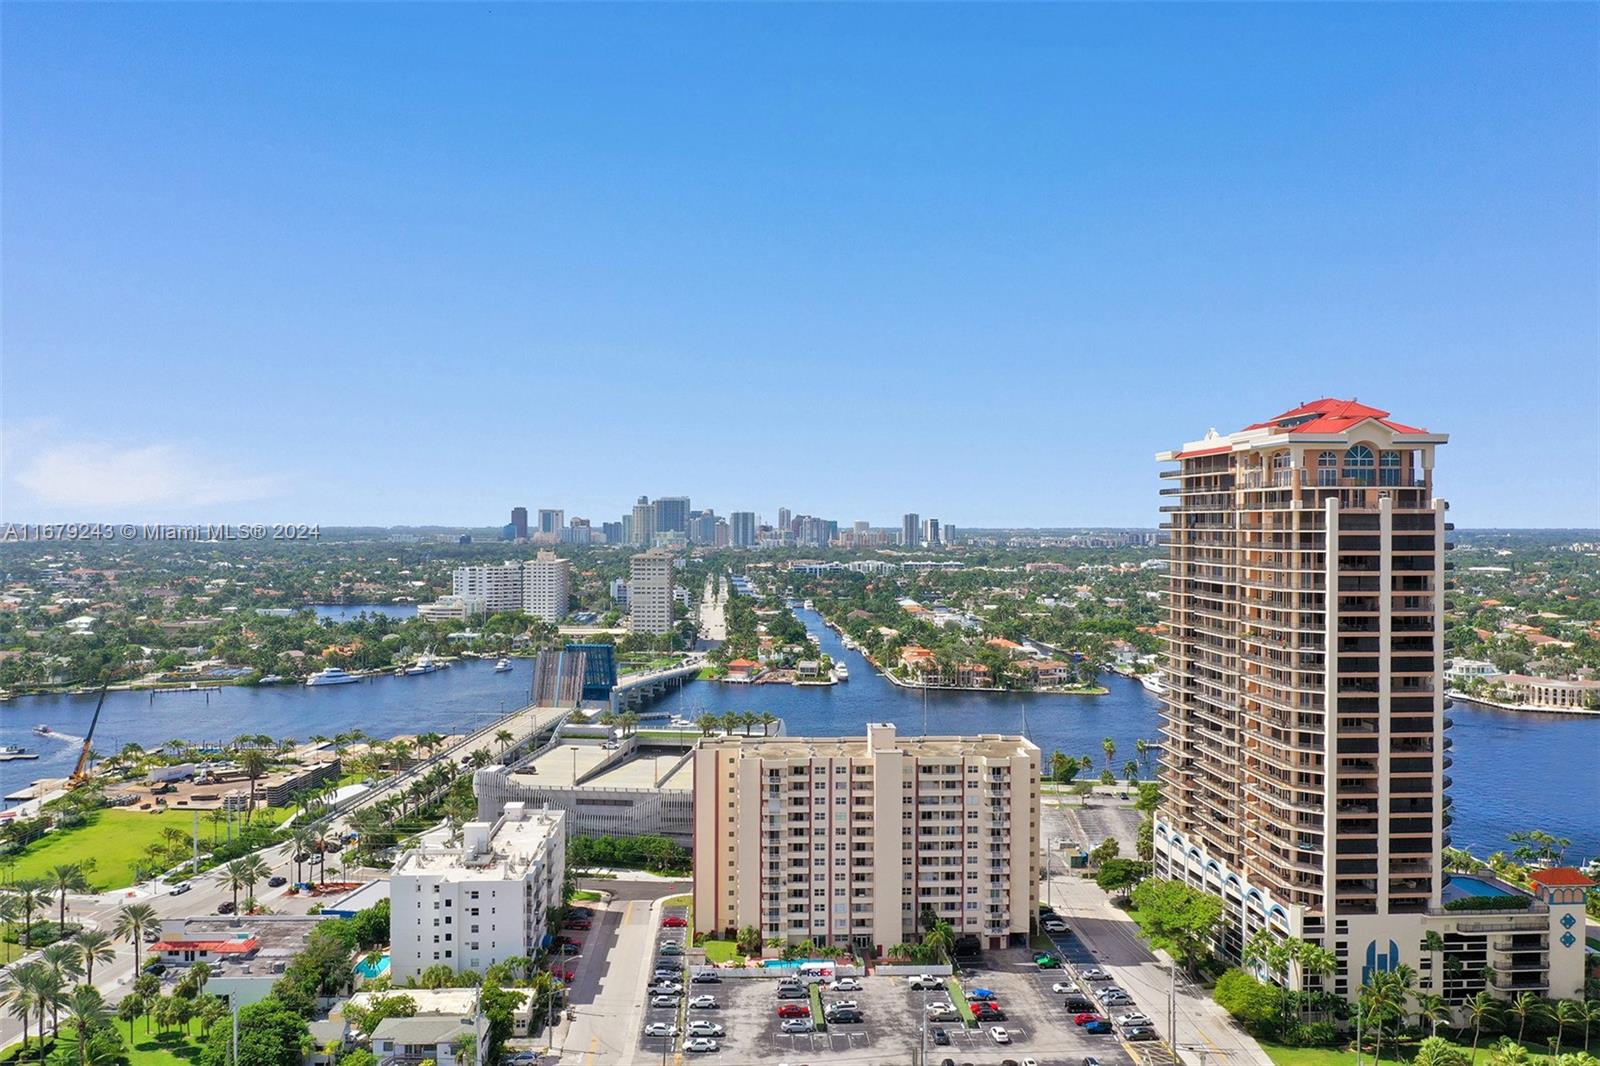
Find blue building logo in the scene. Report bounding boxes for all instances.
[1362,939,1400,986]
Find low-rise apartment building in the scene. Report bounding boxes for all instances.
[693,723,1040,956]
[390,803,565,983]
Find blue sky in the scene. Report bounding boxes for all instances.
[3,4,1595,529]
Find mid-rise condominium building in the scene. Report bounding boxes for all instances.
[693,723,1041,956]
[1155,399,1591,1006]
[452,562,526,613]
[630,496,656,546]
[522,551,570,623]
[901,513,921,548]
[729,511,757,548]
[629,549,675,634]
[390,802,565,983]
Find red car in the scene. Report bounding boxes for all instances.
[549,967,576,981]
[662,916,688,928]
[565,919,592,930]
[973,1001,1003,1013]
[1074,1013,1106,1026]
[776,1004,810,1019]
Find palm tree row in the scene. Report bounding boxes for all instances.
[692,710,779,737]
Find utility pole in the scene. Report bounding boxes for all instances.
[230,997,239,1066]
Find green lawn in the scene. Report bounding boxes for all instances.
[1261,1035,1557,1066]
[702,939,746,965]
[125,1030,207,1066]
[571,890,603,902]
[948,976,977,1026]
[8,809,199,890]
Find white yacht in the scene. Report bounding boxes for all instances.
[803,599,814,610]
[404,652,439,676]
[494,658,512,672]
[306,667,360,687]
[833,662,849,681]
[0,745,38,761]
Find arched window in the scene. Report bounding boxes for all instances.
[1343,444,1375,485]
[1269,452,1291,486]
[1317,451,1339,486]
[1380,450,1403,486]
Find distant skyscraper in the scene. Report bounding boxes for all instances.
[631,496,657,547]
[654,496,691,534]
[729,511,757,548]
[510,507,529,541]
[777,507,791,531]
[563,518,592,546]
[537,509,564,536]
[602,521,623,545]
[901,513,921,548]
[854,520,870,533]
[713,519,730,547]
[522,551,570,623]
[689,511,719,545]
[924,517,941,547]
[628,549,675,635]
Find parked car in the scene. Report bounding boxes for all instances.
[1080,968,1109,981]
[653,968,682,980]
[1074,1013,1106,1026]
[966,988,998,1001]
[776,986,808,999]
[828,977,862,991]
[691,971,722,983]
[168,882,192,896]
[1084,1058,1104,1066]
[565,919,592,930]
[267,875,287,887]
[908,974,943,990]
[824,1000,859,1013]
[1043,918,1069,932]
[650,981,684,994]
[1101,992,1134,1006]
[829,1009,863,1024]
[505,1053,537,1066]
[990,1026,1012,1044]
[1033,953,1061,968]
[655,960,683,971]
[1084,1020,1113,1034]
[216,901,235,914]
[686,1021,724,1037]
[777,1004,810,1019]
[558,943,580,955]
[973,1006,1007,1021]
[643,1022,678,1038]
[1125,1027,1161,1042]
[780,1019,814,1034]
[932,1028,950,1046]
[688,995,718,1010]
[683,1037,719,1053]
[1051,981,1078,994]
[1065,997,1095,1012]
[1116,1013,1153,1027]
[660,942,685,956]
[662,916,688,928]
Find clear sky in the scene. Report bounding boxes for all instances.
[3,3,1595,530]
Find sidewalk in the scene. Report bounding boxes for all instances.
[1045,872,1276,1066]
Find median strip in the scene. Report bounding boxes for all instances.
[810,980,828,1031]
[947,976,976,1027]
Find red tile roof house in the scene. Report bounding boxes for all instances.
[724,658,761,681]
[983,637,1028,659]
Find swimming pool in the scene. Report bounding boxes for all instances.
[353,953,391,979]
[1447,875,1515,898]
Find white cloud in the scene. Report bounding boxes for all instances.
[8,437,283,511]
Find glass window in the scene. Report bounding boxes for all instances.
[1317,451,1339,486]
[1379,450,1403,486]
[1343,444,1375,485]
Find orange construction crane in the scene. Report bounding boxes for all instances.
[70,683,109,786]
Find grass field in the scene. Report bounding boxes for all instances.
[702,939,746,965]
[7,809,200,890]
[1261,1034,1561,1066]
[125,1030,206,1066]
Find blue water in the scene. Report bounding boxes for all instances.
[354,954,391,978]
[1446,875,1515,898]
[3,608,1596,864]
[310,603,417,623]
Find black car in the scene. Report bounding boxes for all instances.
[654,960,683,971]
[690,972,722,983]
[1084,1058,1103,1066]
[1065,997,1095,1012]
[1125,1027,1161,1042]
[829,1010,863,1024]
[216,901,236,914]
[932,1028,950,1046]
[267,875,287,887]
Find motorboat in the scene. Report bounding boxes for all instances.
[305,667,360,687]
[257,674,284,686]
[833,662,849,681]
[494,658,512,672]
[32,724,55,736]
[404,653,439,676]
[0,745,37,761]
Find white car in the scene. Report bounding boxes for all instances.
[688,995,718,1010]
[683,1037,719,1053]
[650,994,677,1008]
[990,1025,1012,1044]
[908,974,943,990]
[643,1022,679,1038]
[1052,980,1078,993]
[686,1021,725,1037]
[780,1019,814,1034]
[651,981,684,994]
[825,999,860,1013]
[167,882,192,896]
[1080,967,1110,980]
[1043,919,1068,932]
[828,977,862,991]
[1117,1012,1154,1027]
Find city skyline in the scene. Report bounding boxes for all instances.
[3,5,1596,528]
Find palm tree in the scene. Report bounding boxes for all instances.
[416,732,445,759]
[32,966,65,1038]
[114,902,158,974]
[695,713,718,737]
[1417,993,1451,1038]
[1487,1038,1531,1066]
[1102,736,1116,768]
[49,863,91,931]
[1361,971,1407,1065]
[1,962,44,1052]
[73,929,117,986]
[1423,930,1447,992]
[222,860,252,913]
[1554,999,1585,1051]
[9,881,50,948]
[239,749,269,824]
[1135,737,1152,773]
[63,985,109,1066]
[759,711,777,736]
[494,728,514,752]
[1581,999,1600,1053]
[468,748,491,769]
[1509,991,1547,1045]
[116,993,144,1042]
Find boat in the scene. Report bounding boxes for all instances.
[305,667,361,687]
[32,724,55,736]
[257,674,284,686]
[494,658,512,673]
[834,662,849,681]
[803,599,814,610]
[0,745,38,761]
[404,653,439,676]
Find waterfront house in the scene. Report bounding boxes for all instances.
[725,658,760,681]
[983,637,1028,659]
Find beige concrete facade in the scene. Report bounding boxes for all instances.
[692,723,1040,956]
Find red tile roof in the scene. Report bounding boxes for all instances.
[1244,398,1428,436]
[153,937,260,954]
[1529,868,1596,888]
